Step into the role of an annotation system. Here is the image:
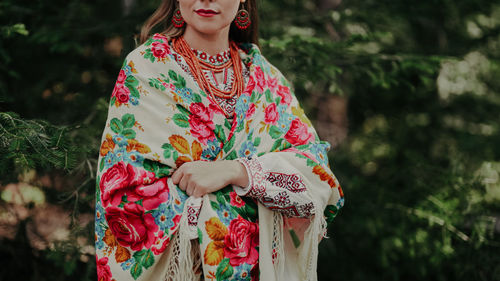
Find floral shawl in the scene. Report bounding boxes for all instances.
[95,33,344,281]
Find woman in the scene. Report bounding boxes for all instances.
[95,0,344,280]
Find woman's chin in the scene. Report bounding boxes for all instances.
[187,22,231,37]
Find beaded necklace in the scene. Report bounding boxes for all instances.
[194,48,231,70]
[172,37,245,117]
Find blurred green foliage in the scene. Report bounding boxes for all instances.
[1,0,499,280]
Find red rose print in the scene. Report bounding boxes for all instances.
[112,84,130,104]
[190,102,213,122]
[100,162,158,207]
[254,67,266,93]
[246,103,256,118]
[153,33,167,40]
[267,77,278,93]
[277,85,292,105]
[100,162,130,207]
[151,41,171,59]
[208,103,224,116]
[105,203,159,251]
[189,114,215,145]
[284,118,314,146]
[264,103,279,124]
[229,191,245,208]
[96,256,112,281]
[126,164,156,186]
[127,177,169,210]
[116,69,127,85]
[171,214,181,230]
[223,216,259,266]
[243,76,256,97]
[151,231,171,255]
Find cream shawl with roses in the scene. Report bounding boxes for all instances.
[94,33,344,281]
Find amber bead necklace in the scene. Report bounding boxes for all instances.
[172,37,245,117]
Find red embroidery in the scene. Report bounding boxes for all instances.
[187,202,202,226]
[266,172,306,193]
[298,202,315,218]
[237,157,315,218]
[236,157,266,199]
[273,191,291,206]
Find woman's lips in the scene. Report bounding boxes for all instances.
[195,9,219,17]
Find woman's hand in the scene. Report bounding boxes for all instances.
[171,160,249,198]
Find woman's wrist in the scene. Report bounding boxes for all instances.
[228,160,249,188]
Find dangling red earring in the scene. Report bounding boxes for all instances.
[172,7,185,28]
[234,5,251,30]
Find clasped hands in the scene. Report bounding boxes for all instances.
[171,160,249,198]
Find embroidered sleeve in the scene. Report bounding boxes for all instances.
[234,156,315,218]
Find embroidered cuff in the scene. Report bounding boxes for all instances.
[234,156,266,199]
[186,197,203,240]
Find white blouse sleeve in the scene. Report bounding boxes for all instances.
[233,156,315,218]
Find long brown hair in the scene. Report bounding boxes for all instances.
[139,0,259,45]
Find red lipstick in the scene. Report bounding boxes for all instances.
[195,9,219,17]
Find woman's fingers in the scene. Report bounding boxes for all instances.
[171,161,234,197]
[192,185,205,198]
[178,172,189,191]
[171,167,183,185]
[186,181,196,197]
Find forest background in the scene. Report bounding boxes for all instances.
[1,0,499,280]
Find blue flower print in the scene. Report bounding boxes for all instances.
[201,139,221,160]
[235,95,250,116]
[152,203,177,231]
[277,104,288,114]
[172,188,188,213]
[277,112,294,133]
[201,148,217,160]
[95,239,105,250]
[120,257,135,271]
[310,142,330,167]
[175,87,194,103]
[95,202,107,249]
[95,201,105,222]
[123,65,133,76]
[94,223,105,249]
[129,96,139,106]
[216,203,236,226]
[232,262,253,281]
[103,151,118,169]
[114,147,128,162]
[112,134,129,147]
[238,141,257,158]
[252,54,265,70]
[126,151,144,167]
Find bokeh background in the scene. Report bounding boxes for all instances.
[1,0,500,280]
